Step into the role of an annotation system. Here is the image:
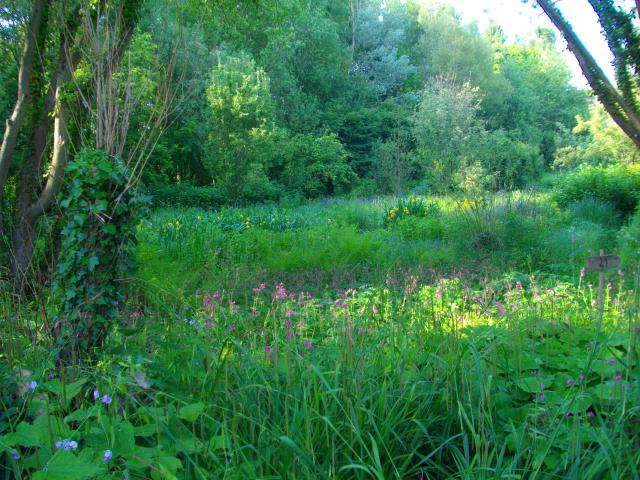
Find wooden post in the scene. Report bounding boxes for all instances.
[585,250,620,323]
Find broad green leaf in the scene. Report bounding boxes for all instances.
[114,422,135,457]
[3,422,40,447]
[31,451,104,480]
[178,402,205,422]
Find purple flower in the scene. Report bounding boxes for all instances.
[578,373,585,381]
[10,450,20,461]
[230,324,236,332]
[27,381,37,391]
[93,389,100,400]
[303,340,314,349]
[48,373,55,379]
[274,283,287,301]
[615,373,622,381]
[622,383,632,390]
[56,439,78,451]
[335,300,347,309]
[587,411,595,418]
[538,393,545,401]
[495,301,506,316]
[101,395,112,405]
[103,450,113,463]
[357,327,364,335]
[286,329,293,340]
[286,310,295,318]
[264,346,272,354]
[539,383,545,390]
[566,378,575,386]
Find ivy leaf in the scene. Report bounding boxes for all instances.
[87,256,100,272]
[103,223,116,235]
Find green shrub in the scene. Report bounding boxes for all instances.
[281,133,357,198]
[385,196,440,224]
[145,184,227,209]
[618,208,640,274]
[552,164,640,218]
[395,216,445,241]
[568,197,621,229]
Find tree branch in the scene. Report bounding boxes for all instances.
[537,0,640,148]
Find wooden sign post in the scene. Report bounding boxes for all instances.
[586,250,621,322]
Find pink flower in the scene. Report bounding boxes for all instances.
[286,329,293,340]
[357,327,364,335]
[286,310,295,318]
[335,300,347,309]
[435,289,442,299]
[264,346,271,353]
[274,283,287,301]
[230,324,236,332]
[580,267,586,279]
[285,320,291,328]
[495,301,506,316]
[373,305,379,314]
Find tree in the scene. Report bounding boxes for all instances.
[535,0,640,150]
[413,77,486,192]
[205,51,276,199]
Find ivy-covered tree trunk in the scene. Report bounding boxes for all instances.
[51,149,144,362]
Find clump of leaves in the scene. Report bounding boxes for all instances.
[50,149,146,360]
[385,196,439,224]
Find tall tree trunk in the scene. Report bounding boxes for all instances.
[0,0,47,237]
[11,86,68,288]
[537,0,640,148]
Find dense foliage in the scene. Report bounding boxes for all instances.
[2,1,640,479]
[119,0,590,201]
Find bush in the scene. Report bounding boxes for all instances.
[395,216,445,241]
[281,133,357,198]
[568,197,621,229]
[618,208,640,274]
[552,164,640,218]
[145,184,227,209]
[385,196,440,224]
